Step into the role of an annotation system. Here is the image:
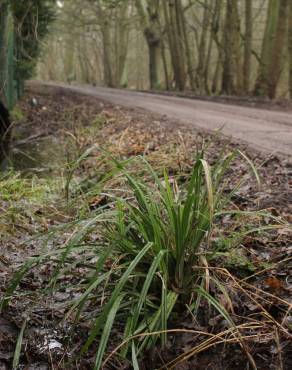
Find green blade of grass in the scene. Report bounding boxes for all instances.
[131,342,140,370]
[120,250,166,357]
[200,159,214,216]
[81,242,153,355]
[94,293,125,370]
[13,318,27,370]
[161,274,167,346]
[194,286,234,328]
[237,150,261,189]
[132,250,166,329]
[137,291,178,353]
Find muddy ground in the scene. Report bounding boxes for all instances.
[0,85,291,369]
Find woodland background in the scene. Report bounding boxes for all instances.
[37,0,292,99]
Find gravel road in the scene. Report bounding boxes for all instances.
[37,83,292,156]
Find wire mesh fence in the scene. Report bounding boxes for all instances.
[0,2,18,110]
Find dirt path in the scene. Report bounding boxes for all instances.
[34,82,292,156]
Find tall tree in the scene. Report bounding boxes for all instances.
[62,0,76,83]
[210,0,223,94]
[87,0,131,87]
[116,3,130,87]
[177,0,195,90]
[243,0,252,93]
[203,0,219,94]
[196,0,211,93]
[289,0,292,98]
[254,0,289,98]
[135,0,161,89]
[267,0,289,98]
[254,0,279,96]
[222,0,242,94]
[101,15,115,87]
[164,0,186,90]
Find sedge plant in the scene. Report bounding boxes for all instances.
[66,150,243,368]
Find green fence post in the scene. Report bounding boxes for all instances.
[0,1,17,110]
[0,0,9,105]
[6,10,15,109]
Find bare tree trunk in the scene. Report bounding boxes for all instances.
[289,1,292,98]
[177,0,195,90]
[210,0,223,94]
[254,0,279,96]
[117,4,130,87]
[162,0,175,87]
[47,39,58,80]
[101,19,114,87]
[62,0,76,83]
[160,37,170,90]
[243,0,252,93]
[135,0,161,89]
[222,0,242,95]
[267,0,289,99]
[196,0,210,93]
[166,0,186,90]
[222,1,234,94]
[203,0,219,94]
[212,57,221,94]
[145,30,160,89]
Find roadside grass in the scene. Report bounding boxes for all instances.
[0,171,62,237]
[0,107,112,234]
[1,149,290,369]
[0,171,57,202]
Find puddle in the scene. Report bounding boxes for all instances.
[2,135,69,176]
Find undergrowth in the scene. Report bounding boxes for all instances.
[1,150,290,370]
